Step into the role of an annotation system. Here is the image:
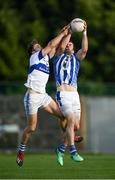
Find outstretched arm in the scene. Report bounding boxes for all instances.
[56,31,72,55]
[42,26,69,57]
[76,22,88,60]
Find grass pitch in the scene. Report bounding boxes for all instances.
[0,153,115,179]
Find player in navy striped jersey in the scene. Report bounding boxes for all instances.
[16,26,71,167]
[54,21,88,166]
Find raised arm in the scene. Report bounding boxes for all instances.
[56,31,72,55]
[42,26,69,58]
[76,22,88,60]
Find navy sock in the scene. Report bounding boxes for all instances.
[57,144,66,154]
[70,145,77,156]
[18,143,26,152]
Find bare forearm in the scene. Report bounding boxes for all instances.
[49,25,70,48]
[82,31,88,52]
[49,32,66,48]
[61,33,71,49]
[42,32,66,56]
[42,26,70,56]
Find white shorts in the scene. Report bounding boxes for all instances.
[56,91,81,121]
[24,91,52,115]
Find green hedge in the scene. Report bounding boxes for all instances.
[0,82,115,96]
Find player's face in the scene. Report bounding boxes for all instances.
[65,42,74,54]
[33,43,41,52]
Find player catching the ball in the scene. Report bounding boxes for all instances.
[54,20,88,166]
[16,25,82,167]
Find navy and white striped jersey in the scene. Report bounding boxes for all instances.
[53,53,81,88]
[24,50,50,93]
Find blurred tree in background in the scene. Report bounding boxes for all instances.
[0,0,115,83]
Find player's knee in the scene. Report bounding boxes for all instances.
[67,119,75,128]
[74,123,80,130]
[30,129,36,133]
[27,126,36,133]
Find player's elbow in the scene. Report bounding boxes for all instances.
[80,49,88,60]
[82,47,88,55]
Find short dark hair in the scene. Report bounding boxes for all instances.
[27,39,38,57]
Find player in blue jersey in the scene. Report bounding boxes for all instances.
[16,26,71,167]
[53,21,88,166]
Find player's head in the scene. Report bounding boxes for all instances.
[28,39,41,57]
[65,41,74,54]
